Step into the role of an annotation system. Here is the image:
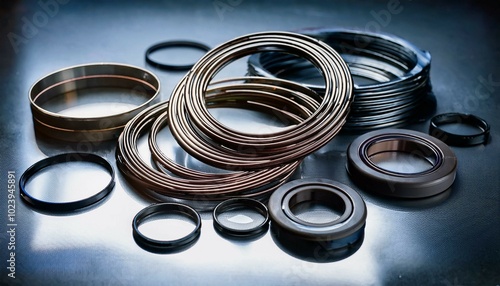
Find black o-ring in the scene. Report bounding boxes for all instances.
[213,198,270,237]
[19,153,115,212]
[268,179,366,250]
[347,129,457,198]
[132,203,201,252]
[429,113,490,146]
[145,40,211,71]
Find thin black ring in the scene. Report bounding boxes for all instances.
[347,129,457,198]
[429,113,490,146]
[132,203,201,252]
[145,40,211,71]
[213,198,269,237]
[268,179,366,250]
[19,153,115,212]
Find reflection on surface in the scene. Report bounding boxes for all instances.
[270,224,364,263]
[40,86,152,118]
[24,161,112,203]
[137,212,197,241]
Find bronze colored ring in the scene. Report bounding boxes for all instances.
[168,31,353,170]
[116,79,312,208]
[29,63,160,141]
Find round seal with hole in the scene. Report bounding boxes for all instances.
[268,178,366,250]
[19,153,115,212]
[145,40,211,71]
[347,129,457,198]
[132,203,201,252]
[429,112,490,146]
[213,198,269,237]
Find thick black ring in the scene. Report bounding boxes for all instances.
[145,40,211,71]
[213,198,269,237]
[268,178,366,250]
[19,153,115,212]
[429,113,490,146]
[347,129,457,198]
[132,203,201,252]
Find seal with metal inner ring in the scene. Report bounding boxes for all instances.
[19,153,115,212]
[213,198,269,237]
[268,178,366,250]
[429,113,490,146]
[132,203,201,252]
[145,40,211,71]
[347,129,457,198]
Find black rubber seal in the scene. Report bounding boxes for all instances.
[429,113,490,146]
[347,129,457,198]
[19,153,115,212]
[145,40,210,71]
[268,179,366,250]
[213,198,269,237]
[132,203,201,253]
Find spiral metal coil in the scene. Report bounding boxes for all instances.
[117,31,353,207]
[248,29,434,130]
[168,31,353,169]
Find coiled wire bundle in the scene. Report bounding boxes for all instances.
[168,31,353,170]
[248,29,434,130]
[116,31,353,207]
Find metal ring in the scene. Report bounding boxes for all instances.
[213,198,269,237]
[168,31,353,170]
[429,113,490,146]
[132,203,201,252]
[145,40,211,71]
[19,153,115,212]
[29,63,160,141]
[116,79,306,208]
[347,129,457,198]
[248,28,433,130]
[268,178,366,250]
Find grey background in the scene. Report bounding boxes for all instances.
[1,0,499,285]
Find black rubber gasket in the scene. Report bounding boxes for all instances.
[429,113,490,146]
[145,40,210,71]
[347,129,457,198]
[213,198,269,237]
[268,178,366,250]
[19,153,115,212]
[132,203,201,252]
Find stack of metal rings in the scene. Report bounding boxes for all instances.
[168,31,353,169]
[116,31,353,207]
[248,29,433,130]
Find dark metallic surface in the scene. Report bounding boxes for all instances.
[0,0,499,285]
[19,152,115,212]
[430,112,490,146]
[347,129,457,198]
